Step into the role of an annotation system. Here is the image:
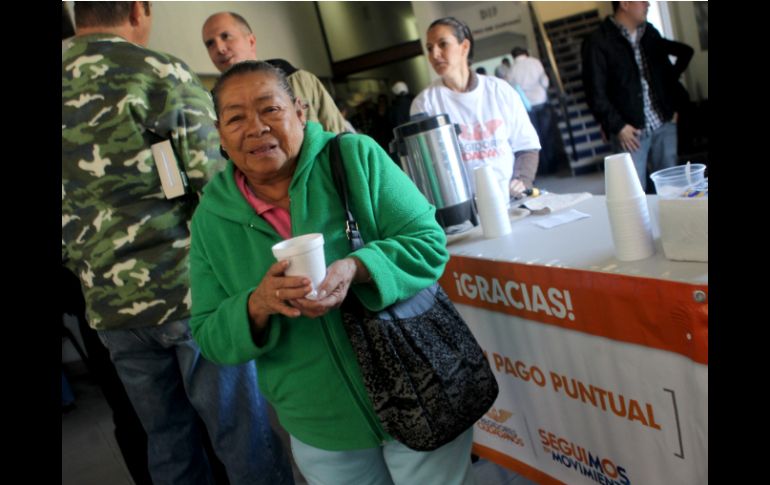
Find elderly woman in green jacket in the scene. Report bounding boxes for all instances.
[189,61,477,485]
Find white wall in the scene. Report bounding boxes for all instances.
[411,1,448,85]
[472,55,510,78]
[444,1,537,48]
[669,2,708,100]
[146,2,331,77]
[149,2,331,77]
[410,1,538,91]
[66,1,331,76]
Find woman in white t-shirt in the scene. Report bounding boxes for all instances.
[411,16,541,199]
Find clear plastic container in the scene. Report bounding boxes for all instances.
[649,163,706,199]
[652,165,708,262]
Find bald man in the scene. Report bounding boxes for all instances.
[202,11,348,133]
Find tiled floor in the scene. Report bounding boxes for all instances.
[61,365,536,485]
[62,365,135,485]
[61,168,604,485]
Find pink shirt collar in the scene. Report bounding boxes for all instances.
[234,169,292,239]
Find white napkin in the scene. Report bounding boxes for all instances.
[533,209,591,229]
[521,192,593,214]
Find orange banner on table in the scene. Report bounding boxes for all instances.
[439,255,708,365]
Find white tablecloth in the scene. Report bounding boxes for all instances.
[439,195,707,485]
[446,195,707,284]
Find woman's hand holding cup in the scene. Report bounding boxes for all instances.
[248,260,313,329]
[290,258,364,318]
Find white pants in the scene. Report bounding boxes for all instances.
[290,428,476,485]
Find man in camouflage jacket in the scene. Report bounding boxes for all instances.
[62,3,293,484]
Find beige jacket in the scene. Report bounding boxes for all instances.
[288,69,347,134]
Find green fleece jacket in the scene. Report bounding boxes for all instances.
[189,121,448,450]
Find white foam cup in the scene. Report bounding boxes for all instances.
[604,153,645,200]
[271,233,326,299]
[605,196,654,261]
[474,166,512,239]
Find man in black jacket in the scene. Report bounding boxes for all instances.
[582,1,693,190]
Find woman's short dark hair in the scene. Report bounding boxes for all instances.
[428,16,475,64]
[211,61,296,119]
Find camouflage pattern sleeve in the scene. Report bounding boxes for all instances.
[143,59,224,191]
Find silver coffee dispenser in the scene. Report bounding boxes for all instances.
[390,114,478,232]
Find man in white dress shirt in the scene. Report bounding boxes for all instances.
[509,47,568,174]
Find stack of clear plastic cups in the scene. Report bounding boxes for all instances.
[604,153,655,261]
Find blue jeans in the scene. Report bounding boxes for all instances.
[290,428,476,485]
[98,319,293,485]
[612,121,678,191]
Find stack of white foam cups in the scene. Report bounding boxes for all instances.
[474,165,512,239]
[604,153,655,261]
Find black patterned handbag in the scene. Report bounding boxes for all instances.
[328,134,499,451]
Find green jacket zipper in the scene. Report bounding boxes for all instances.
[320,314,388,445]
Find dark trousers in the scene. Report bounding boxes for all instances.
[529,103,569,175]
[76,314,155,485]
[62,268,230,485]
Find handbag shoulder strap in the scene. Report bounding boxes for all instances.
[329,133,365,251]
